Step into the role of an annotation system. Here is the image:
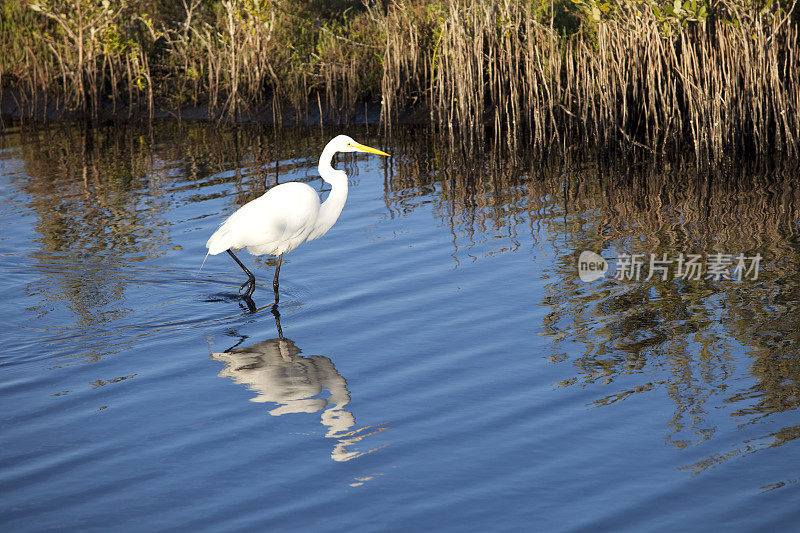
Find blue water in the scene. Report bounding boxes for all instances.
[1,123,799,531]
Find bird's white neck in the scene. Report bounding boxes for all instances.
[308,145,349,241]
[318,142,340,179]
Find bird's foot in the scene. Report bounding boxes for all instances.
[239,278,256,298]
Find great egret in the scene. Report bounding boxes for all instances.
[204,135,390,303]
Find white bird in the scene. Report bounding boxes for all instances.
[203,135,390,303]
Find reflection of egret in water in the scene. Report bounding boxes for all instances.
[212,310,386,461]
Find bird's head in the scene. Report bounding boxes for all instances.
[329,135,390,157]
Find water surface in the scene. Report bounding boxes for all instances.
[1,122,799,531]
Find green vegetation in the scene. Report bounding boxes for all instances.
[1,0,798,160]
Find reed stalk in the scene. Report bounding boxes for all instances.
[3,0,797,161]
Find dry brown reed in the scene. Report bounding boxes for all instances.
[12,0,147,120]
[380,0,799,161]
[4,0,798,161]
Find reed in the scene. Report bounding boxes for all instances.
[3,0,798,161]
[381,0,799,161]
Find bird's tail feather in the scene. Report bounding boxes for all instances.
[206,224,233,255]
[198,251,210,275]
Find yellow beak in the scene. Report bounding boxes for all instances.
[353,143,390,157]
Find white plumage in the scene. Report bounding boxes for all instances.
[203,135,390,303]
[206,182,321,256]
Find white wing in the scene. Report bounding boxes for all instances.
[206,182,321,256]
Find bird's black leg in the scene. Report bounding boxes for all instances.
[272,255,283,305]
[227,249,256,298]
[241,295,257,313]
[271,305,284,340]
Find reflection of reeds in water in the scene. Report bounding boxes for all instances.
[384,130,800,468]
[212,336,387,462]
[14,125,166,258]
[385,131,800,261]
[6,124,168,328]
[543,170,800,467]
